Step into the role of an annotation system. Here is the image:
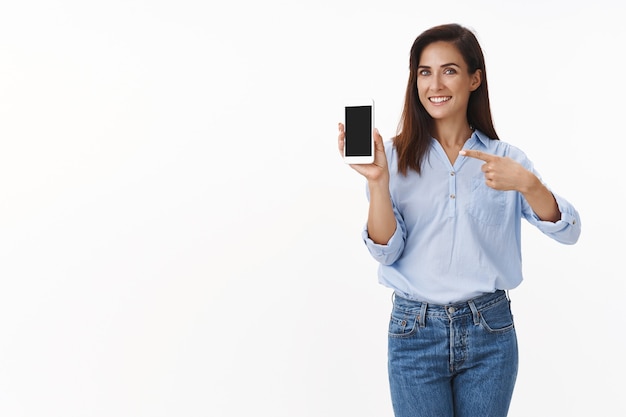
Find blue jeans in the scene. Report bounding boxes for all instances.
[388,290,518,417]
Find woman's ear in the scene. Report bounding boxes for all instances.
[470,69,482,91]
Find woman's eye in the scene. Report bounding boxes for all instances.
[444,68,456,75]
[419,70,430,76]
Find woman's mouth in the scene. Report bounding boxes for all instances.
[429,96,451,104]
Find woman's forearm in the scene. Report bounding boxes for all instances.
[520,173,561,223]
[366,180,397,244]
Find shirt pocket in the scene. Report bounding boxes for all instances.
[467,175,506,226]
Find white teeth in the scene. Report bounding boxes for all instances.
[430,96,451,103]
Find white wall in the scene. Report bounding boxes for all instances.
[0,1,622,416]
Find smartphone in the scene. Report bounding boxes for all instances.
[344,99,375,164]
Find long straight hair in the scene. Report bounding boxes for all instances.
[394,23,499,176]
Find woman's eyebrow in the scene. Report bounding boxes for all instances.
[418,62,461,69]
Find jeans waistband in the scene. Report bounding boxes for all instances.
[392,290,508,319]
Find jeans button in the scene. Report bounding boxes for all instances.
[448,307,455,314]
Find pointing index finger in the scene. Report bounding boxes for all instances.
[459,149,493,162]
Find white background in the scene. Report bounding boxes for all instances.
[0,0,623,416]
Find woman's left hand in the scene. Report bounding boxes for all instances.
[460,149,561,222]
[459,149,533,192]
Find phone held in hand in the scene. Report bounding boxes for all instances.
[344,99,375,164]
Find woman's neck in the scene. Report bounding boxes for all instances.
[432,120,474,165]
[432,120,474,148]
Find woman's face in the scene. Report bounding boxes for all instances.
[416,41,481,123]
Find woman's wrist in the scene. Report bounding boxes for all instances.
[367,175,390,193]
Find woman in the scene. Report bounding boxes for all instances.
[337,23,581,417]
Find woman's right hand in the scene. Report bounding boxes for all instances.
[338,123,396,245]
[337,122,390,184]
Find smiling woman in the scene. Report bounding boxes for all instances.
[416,41,481,164]
[337,23,581,417]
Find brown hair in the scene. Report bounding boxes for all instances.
[394,23,499,175]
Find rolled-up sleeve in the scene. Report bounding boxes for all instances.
[361,211,406,265]
[525,192,581,245]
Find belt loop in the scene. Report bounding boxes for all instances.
[419,302,427,328]
[468,299,480,326]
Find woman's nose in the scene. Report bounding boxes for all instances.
[431,73,443,90]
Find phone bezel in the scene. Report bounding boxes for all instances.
[343,99,375,164]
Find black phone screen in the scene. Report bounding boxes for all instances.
[345,105,372,157]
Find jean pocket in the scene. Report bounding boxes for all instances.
[479,298,515,333]
[388,307,418,338]
[467,176,506,226]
